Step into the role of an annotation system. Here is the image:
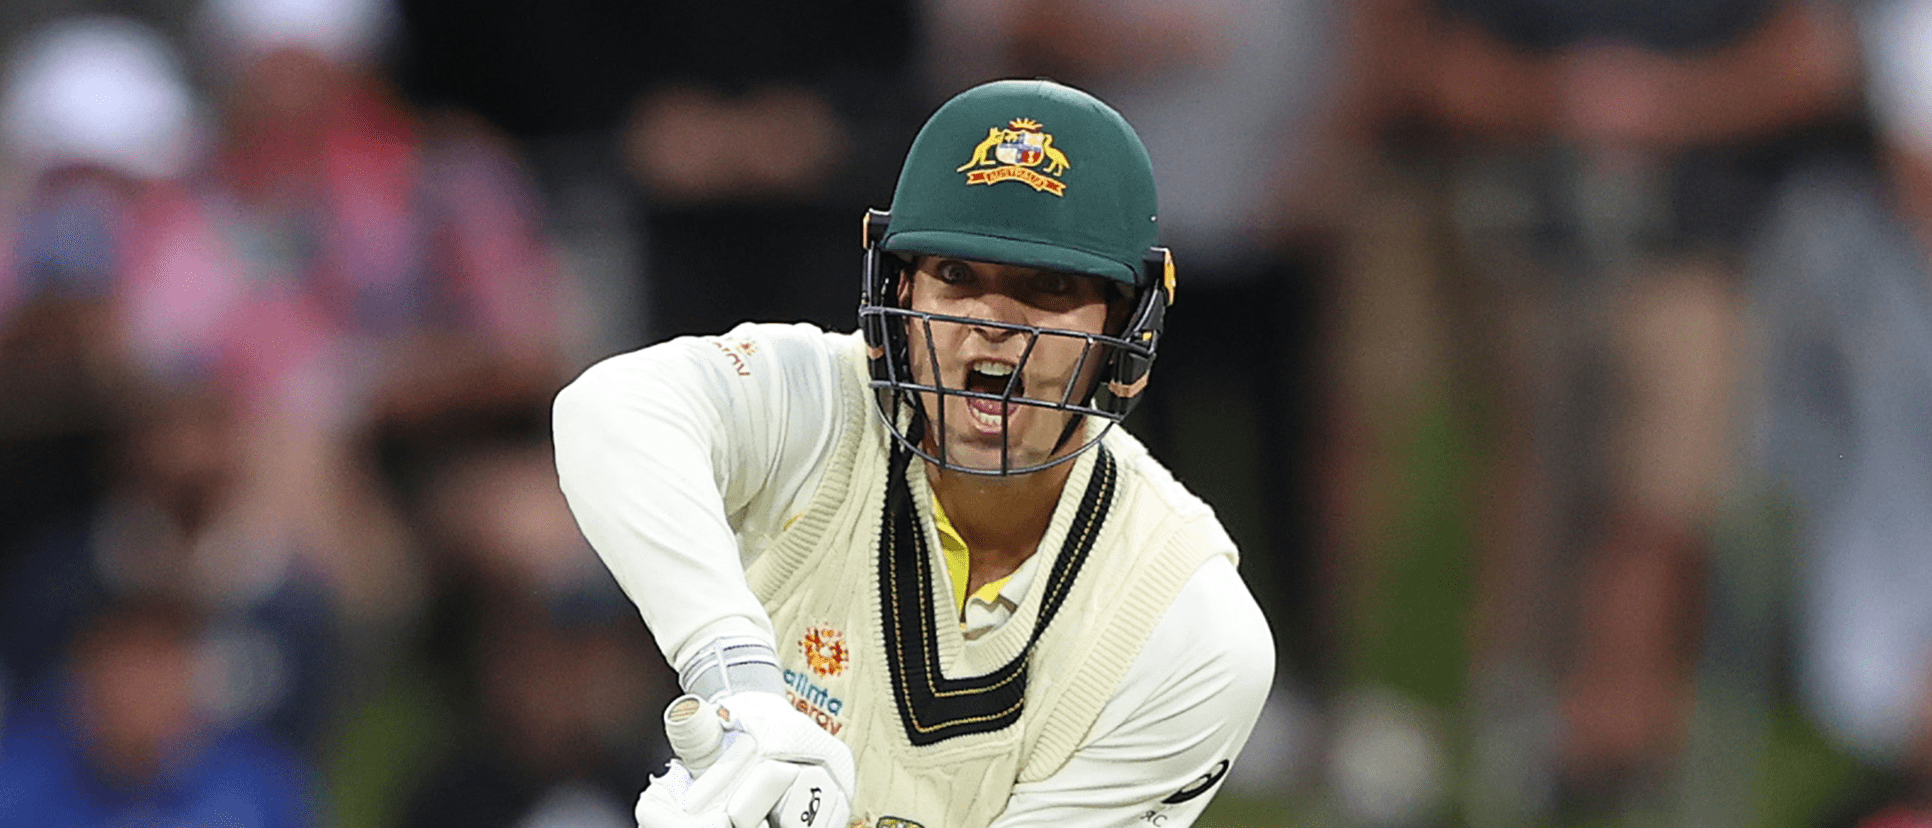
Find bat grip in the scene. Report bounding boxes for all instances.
[664,693,727,774]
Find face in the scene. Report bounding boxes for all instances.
[74,614,198,783]
[898,256,1124,473]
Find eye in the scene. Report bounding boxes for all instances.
[933,260,974,285]
[1033,271,1075,296]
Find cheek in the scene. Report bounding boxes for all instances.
[1052,298,1113,334]
[901,316,961,375]
[1032,308,1111,364]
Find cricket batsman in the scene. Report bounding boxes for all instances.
[554,78,1274,828]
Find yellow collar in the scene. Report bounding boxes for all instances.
[932,494,1015,617]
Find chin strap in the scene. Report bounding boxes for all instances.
[680,636,787,701]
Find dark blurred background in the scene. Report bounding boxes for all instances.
[0,0,1924,826]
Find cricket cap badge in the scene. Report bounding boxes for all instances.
[956,118,1071,195]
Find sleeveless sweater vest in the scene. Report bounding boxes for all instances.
[746,337,1230,828]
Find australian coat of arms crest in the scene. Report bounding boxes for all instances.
[955,118,1070,195]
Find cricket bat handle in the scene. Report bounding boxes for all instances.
[664,693,727,774]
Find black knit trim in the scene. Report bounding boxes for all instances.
[879,445,1117,746]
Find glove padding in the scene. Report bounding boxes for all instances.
[635,691,855,828]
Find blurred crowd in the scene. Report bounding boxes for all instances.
[0,1,1927,827]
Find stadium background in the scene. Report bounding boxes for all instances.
[0,0,1914,826]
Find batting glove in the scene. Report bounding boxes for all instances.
[636,691,855,828]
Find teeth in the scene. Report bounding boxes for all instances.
[964,359,1015,429]
[971,360,1014,377]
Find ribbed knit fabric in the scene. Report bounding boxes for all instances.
[747,334,1235,828]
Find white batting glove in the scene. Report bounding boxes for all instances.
[636,692,854,828]
[635,759,729,828]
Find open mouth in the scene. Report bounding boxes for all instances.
[962,359,1021,429]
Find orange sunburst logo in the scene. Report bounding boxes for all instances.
[801,625,849,678]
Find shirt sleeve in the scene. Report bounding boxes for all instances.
[990,556,1274,828]
[552,322,849,673]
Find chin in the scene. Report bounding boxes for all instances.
[936,429,1062,474]
[935,439,1016,473]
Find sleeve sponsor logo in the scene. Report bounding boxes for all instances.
[712,338,758,376]
[1160,760,1230,805]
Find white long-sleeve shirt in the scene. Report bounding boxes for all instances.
[554,322,1273,827]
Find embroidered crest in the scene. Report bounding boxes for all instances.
[801,624,849,678]
[955,118,1071,196]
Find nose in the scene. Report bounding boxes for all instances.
[964,291,1028,338]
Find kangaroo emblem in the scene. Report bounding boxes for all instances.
[956,118,1072,196]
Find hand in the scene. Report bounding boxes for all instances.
[635,692,854,828]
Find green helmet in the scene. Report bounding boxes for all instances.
[881,78,1161,287]
[859,79,1174,476]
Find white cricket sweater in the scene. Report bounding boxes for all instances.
[554,322,1274,828]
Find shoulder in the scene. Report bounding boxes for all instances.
[1144,557,1274,700]
[1103,427,1214,518]
[181,727,320,827]
[0,691,79,777]
[565,323,858,387]
[1081,557,1272,769]
[201,728,315,789]
[1022,557,1271,817]
[556,324,863,408]
[1099,427,1238,559]
[700,322,868,379]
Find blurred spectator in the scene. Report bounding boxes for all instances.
[0,15,200,185]
[0,594,320,828]
[399,599,659,828]
[391,0,658,358]
[0,0,578,772]
[183,0,565,435]
[1318,0,1860,821]
[419,442,620,605]
[616,1,920,340]
[0,14,205,573]
[136,5,583,820]
[0,383,346,749]
[396,442,668,828]
[65,0,579,643]
[395,0,919,347]
[1739,0,1932,821]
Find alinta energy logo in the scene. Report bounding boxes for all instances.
[955,118,1071,196]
